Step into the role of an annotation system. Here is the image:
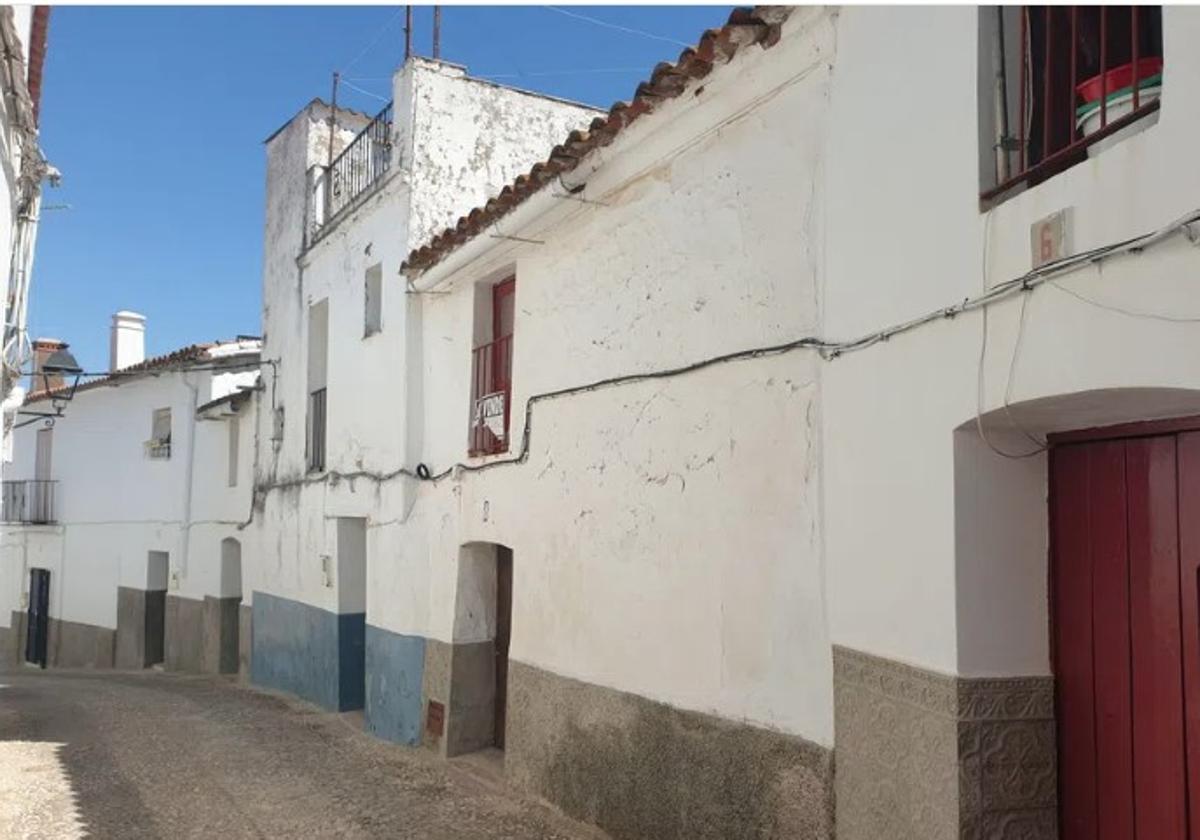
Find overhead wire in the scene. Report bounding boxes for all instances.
[474,67,650,80]
[541,6,692,48]
[1046,275,1200,322]
[339,79,391,103]
[975,206,1046,460]
[342,6,406,74]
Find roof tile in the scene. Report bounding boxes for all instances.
[402,5,792,274]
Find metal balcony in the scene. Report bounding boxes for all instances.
[2,479,57,524]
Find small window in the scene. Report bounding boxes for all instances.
[981,6,1162,201]
[364,264,383,337]
[227,415,239,487]
[146,408,171,459]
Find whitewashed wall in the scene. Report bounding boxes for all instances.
[0,357,258,629]
[821,6,1200,679]
[246,6,1200,752]
[0,6,39,479]
[396,11,838,746]
[252,59,599,616]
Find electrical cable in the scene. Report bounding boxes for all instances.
[1046,276,1200,322]
[1001,292,1048,454]
[342,7,406,74]
[237,207,1200,532]
[339,79,390,103]
[541,6,692,48]
[474,67,650,81]
[975,207,1046,460]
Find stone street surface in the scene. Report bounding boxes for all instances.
[0,668,605,840]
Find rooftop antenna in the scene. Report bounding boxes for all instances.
[433,6,441,59]
[404,6,413,60]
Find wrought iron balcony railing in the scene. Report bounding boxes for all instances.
[2,479,56,524]
[313,102,394,237]
[469,335,513,457]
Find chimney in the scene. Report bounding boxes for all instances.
[110,311,146,371]
[30,338,67,395]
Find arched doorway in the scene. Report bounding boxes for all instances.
[217,537,243,675]
[433,541,513,756]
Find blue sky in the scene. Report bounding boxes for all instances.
[31,5,733,372]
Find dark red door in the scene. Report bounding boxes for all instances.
[1051,432,1198,840]
[494,546,513,749]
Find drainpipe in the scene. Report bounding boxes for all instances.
[178,371,200,584]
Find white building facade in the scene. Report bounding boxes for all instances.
[389,6,1200,839]
[219,5,1200,839]
[0,6,52,488]
[247,58,600,715]
[0,315,259,675]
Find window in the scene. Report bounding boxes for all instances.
[981,6,1162,200]
[146,407,171,459]
[227,415,240,487]
[469,277,515,456]
[364,264,383,337]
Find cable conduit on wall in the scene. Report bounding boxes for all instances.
[240,207,1200,528]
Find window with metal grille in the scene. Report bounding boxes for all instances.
[469,278,515,457]
[981,6,1162,201]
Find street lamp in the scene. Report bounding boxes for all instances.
[14,347,84,428]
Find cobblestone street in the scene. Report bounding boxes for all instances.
[0,668,603,840]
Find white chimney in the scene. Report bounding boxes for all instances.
[110,311,146,371]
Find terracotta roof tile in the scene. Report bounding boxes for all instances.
[402,5,792,275]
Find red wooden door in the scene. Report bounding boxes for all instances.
[1051,433,1198,840]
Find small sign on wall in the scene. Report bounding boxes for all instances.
[426,700,445,736]
[1031,208,1073,269]
[472,392,507,441]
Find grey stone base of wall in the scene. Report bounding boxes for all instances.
[50,618,117,668]
[3,611,115,669]
[115,586,166,669]
[1,613,21,666]
[506,660,834,840]
[165,594,241,675]
[832,646,1057,840]
[419,638,495,757]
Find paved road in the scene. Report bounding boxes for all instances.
[0,668,603,840]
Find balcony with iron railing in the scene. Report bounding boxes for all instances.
[469,335,513,457]
[311,102,394,241]
[2,479,57,524]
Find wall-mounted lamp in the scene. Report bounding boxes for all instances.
[14,346,84,429]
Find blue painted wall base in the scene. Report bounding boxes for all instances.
[364,624,426,745]
[251,592,365,712]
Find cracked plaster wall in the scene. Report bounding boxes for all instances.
[387,13,837,745]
